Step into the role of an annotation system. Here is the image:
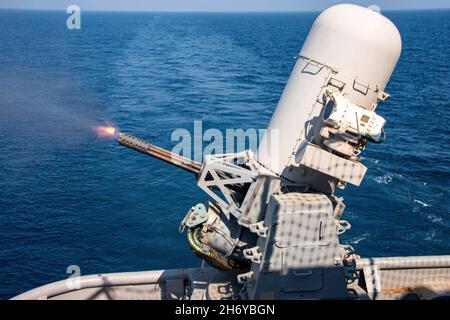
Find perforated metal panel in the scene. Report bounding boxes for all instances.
[247,192,348,299]
[296,142,367,186]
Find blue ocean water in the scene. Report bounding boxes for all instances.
[0,9,449,299]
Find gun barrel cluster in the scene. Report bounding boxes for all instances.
[118,132,202,175]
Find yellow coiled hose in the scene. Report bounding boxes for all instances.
[187,227,236,271]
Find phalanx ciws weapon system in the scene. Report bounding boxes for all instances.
[14,4,450,300]
[115,4,450,300]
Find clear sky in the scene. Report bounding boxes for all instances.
[1,0,449,12]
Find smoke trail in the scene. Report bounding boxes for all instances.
[0,66,114,150]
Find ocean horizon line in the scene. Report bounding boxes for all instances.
[1,7,450,14]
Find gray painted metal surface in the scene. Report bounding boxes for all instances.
[12,269,192,300]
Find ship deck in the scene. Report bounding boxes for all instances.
[12,256,450,300]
